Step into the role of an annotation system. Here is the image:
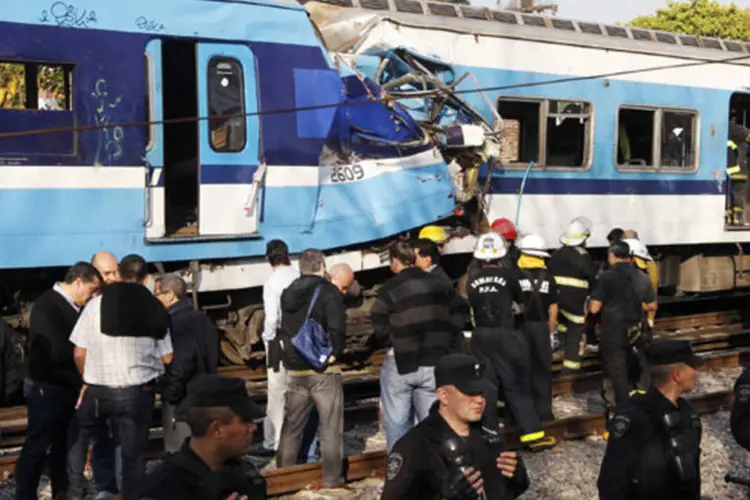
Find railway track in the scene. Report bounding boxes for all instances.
[0,309,747,494]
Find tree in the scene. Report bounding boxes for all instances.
[628,0,750,41]
[0,63,66,110]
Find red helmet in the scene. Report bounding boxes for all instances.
[491,218,517,240]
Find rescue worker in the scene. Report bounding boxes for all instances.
[515,233,558,422]
[466,233,555,451]
[597,340,703,500]
[418,225,448,253]
[623,238,658,331]
[381,353,529,499]
[140,375,267,499]
[727,115,750,225]
[588,240,657,410]
[548,219,597,374]
[460,218,520,298]
[730,366,750,451]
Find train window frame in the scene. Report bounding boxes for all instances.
[144,52,155,153]
[206,56,247,154]
[495,95,594,172]
[614,104,700,174]
[0,60,74,111]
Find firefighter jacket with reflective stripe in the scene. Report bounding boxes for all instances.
[548,246,597,317]
[727,122,750,179]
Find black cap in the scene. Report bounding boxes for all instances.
[646,340,704,369]
[183,374,265,422]
[435,354,488,396]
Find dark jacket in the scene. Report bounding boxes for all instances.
[381,402,529,499]
[27,288,82,389]
[278,275,347,372]
[597,388,701,500]
[140,439,267,500]
[731,368,750,451]
[371,267,468,375]
[162,300,219,414]
[429,265,452,286]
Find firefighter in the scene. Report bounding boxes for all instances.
[548,219,597,375]
[727,117,750,225]
[466,232,556,452]
[460,218,520,299]
[515,233,558,422]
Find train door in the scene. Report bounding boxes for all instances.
[196,44,261,237]
[144,40,260,240]
[145,38,200,239]
[727,92,750,228]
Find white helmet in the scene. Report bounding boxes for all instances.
[623,238,652,262]
[560,220,590,247]
[516,233,550,258]
[474,232,507,261]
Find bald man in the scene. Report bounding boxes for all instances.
[624,229,639,240]
[91,251,120,285]
[329,263,356,296]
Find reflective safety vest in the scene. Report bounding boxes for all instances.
[728,140,748,179]
[728,123,750,180]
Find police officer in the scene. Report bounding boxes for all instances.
[466,232,555,451]
[548,219,597,374]
[381,353,529,499]
[727,115,750,225]
[515,233,558,422]
[140,375,267,499]
[730,366,750,451]
[588,240,657,411]
[597,340,703,500]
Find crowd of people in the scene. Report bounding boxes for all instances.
[10,215,748,499]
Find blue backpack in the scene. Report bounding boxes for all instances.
[290,285,333,370]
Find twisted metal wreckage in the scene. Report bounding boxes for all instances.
[308,1,506,227]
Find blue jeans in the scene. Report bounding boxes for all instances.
[379,353,437,453]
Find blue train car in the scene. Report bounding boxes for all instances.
[0,0,458,356]
[309,0,750,294]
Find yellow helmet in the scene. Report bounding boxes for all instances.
[418,225,448,244]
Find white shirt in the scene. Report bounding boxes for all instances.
[69,295,173,388]
[262,265,299,343]
[53,282,79,313]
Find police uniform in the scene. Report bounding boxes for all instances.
[140,376,268,500]
[597,340,703,500]
[548,245,597,373]
[381,354,530,500]
[517,266,558,422]
[467,260,546,445]
[590,247,656,409]
[727,121,750,224]
[730,367,750,451]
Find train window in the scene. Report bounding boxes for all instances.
[144,53,154,152]
[660,110,697,169]
[0,61,72,111]
[617,108,654,167]
[207,57,246,153]
[616,106,698,171]
[497,97,592,169]
[546,100,591,167]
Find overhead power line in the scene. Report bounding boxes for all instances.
[0,48,747,140]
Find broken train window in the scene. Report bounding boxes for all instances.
[496,97,592,168]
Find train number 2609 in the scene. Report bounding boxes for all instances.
[329,165,365,183]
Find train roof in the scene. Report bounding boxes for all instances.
[304,0,750,65]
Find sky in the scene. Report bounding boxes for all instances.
[471,0,750,25]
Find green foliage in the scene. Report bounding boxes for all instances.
[628,0,750,41]
[0,62,66,110]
